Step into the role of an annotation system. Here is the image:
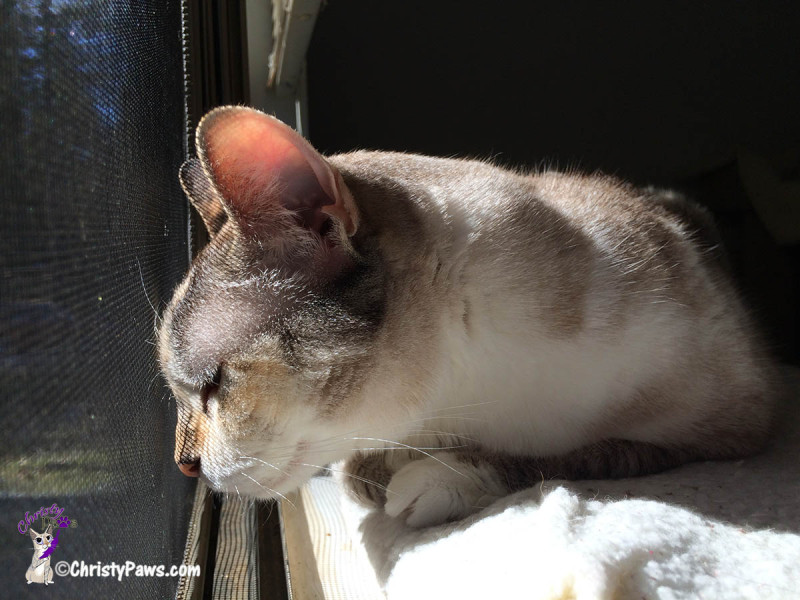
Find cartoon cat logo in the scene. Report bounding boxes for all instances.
[26,525,54,585]
[25,516,71,585]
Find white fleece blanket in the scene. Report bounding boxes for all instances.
[337,367,800,600]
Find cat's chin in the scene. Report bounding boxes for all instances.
[197,439,327,499]
[216,476,305,501]
[210,464,318,500]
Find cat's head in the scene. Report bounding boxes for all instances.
[29,526,53,551]
[158,107,392,498]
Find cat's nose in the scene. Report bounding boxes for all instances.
[178,457,201,477]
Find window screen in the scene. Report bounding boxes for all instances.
[1,1,196,597]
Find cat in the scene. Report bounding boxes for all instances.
[26,526,54,585]
[158,106,779,528]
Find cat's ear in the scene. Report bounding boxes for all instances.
[44,525,53,535]
[195,106,358,242]
[179,158,227,236]
[29,529,39,540]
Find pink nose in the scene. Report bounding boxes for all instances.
[178,459,201,477]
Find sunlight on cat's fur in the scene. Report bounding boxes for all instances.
[158,106,779,528]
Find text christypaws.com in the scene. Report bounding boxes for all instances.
[55,560,200,581]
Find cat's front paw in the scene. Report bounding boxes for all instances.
[384,453,506,528]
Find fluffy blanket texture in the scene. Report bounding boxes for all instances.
[335,368,800,599]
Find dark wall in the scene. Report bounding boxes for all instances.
[308,1,800,362]
[308,1,799,182]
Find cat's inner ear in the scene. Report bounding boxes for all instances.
[196,106,358,240]
[179,158,227,236]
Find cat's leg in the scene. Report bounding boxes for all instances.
[340,432,471,510]
[380,440,704,528]
[383,451,509,527]
[341,449,506,528]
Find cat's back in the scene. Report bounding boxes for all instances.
[331,151,776,455]
[333,151,721,321]
[332,150,702,249]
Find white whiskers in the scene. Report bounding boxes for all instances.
[299,462,395,495]
[239,472,295,509]
[239,455,291,477]
[348,437,468,478]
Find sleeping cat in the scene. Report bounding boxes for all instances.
[158,106,778,527]
[26,526,54,585]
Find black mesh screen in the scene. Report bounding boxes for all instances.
[1,0,196,596]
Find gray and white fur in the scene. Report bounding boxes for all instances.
[159,106,778,527]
